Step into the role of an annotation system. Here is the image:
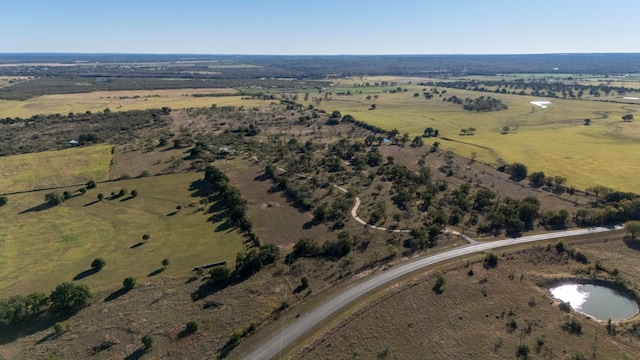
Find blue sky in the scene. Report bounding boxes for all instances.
[1,0,639,54]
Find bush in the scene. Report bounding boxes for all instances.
[0,195,7,206]
[516,343,530,358]
[184,321,198,335]
[86,180,97,189]
[563,315,582,335]
[130,190,138,197]
[162,259,170,268]
[292,238,320,258]
[434,273,446,292]
[142,334,154,351]
[45,192,63,206]
[209,266,231,286]
[483,252,498,268]
[142,234,150,241]
[91,258,106,271]
[123,277,136,291]
[559,301,572,312]
[300,276,310,289]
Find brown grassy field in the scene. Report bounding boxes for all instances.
[292,236,640,360]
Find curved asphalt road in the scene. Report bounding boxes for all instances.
[244,225,620,360]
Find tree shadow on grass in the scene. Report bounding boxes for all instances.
[166,211,178,217]
[191,280,234,302]
[35,331,59,344]
[189,179,211,198]
[73,268,99,281]
[624,236,640,251]
[104,288,129,302]
[84,199,101,207]
[130,242,145,249]
[215,220,235,232]
[0,312,73,345]
[19,202,56,214]
[147,268,165,277]
[124,348,147,360]
[253,173,270,182]
[119,195,135,202]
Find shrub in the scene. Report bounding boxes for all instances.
[162,259,170,268]
[142,334,154,351]
[483,252,498,268]
[63,191,71,200]
[434,273,446,292]
[184,321,198,335]
[142,234,150,241]
[131,190,138,197]
[516,343,530,358]
[559,301,572,312]
[300,276,310,289]
[0,195,7,206]
[97,193,104,201]
[292,238,320,258]
[86,180,96,189]
[209,266,231,286]
[45,192,63,206]
[123,277,136,291]
[91,258,106,271]
[563,315,582,335]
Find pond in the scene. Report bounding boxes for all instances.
[550,284,638,321]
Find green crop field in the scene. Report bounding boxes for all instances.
[309,86,640,193]
[0,145,113,194]
[0,88,271,118]
[0,172,244,296]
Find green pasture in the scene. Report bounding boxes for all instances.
[308,89,640,192]
[0,145,113,194]
[0,172,244,296]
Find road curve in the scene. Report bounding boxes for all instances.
[243,226,619,360]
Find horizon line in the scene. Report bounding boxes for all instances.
[1,51,640,57]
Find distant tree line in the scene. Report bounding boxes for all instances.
[420,79,638,100]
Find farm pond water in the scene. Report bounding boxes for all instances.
[550,284,638,321]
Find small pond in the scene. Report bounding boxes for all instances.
[550,284,639,321]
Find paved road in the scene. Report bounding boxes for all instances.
[243,226,620,360]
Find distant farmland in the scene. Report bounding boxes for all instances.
[311,82,640,193]
[0,88,272,118]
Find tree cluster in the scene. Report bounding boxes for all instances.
[444,95,508,112]
[203,165,252,232]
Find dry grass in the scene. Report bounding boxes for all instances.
[0,145,113,194]
[0,88,273,118]
[307,84,640,193]
[293,237,640,359]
